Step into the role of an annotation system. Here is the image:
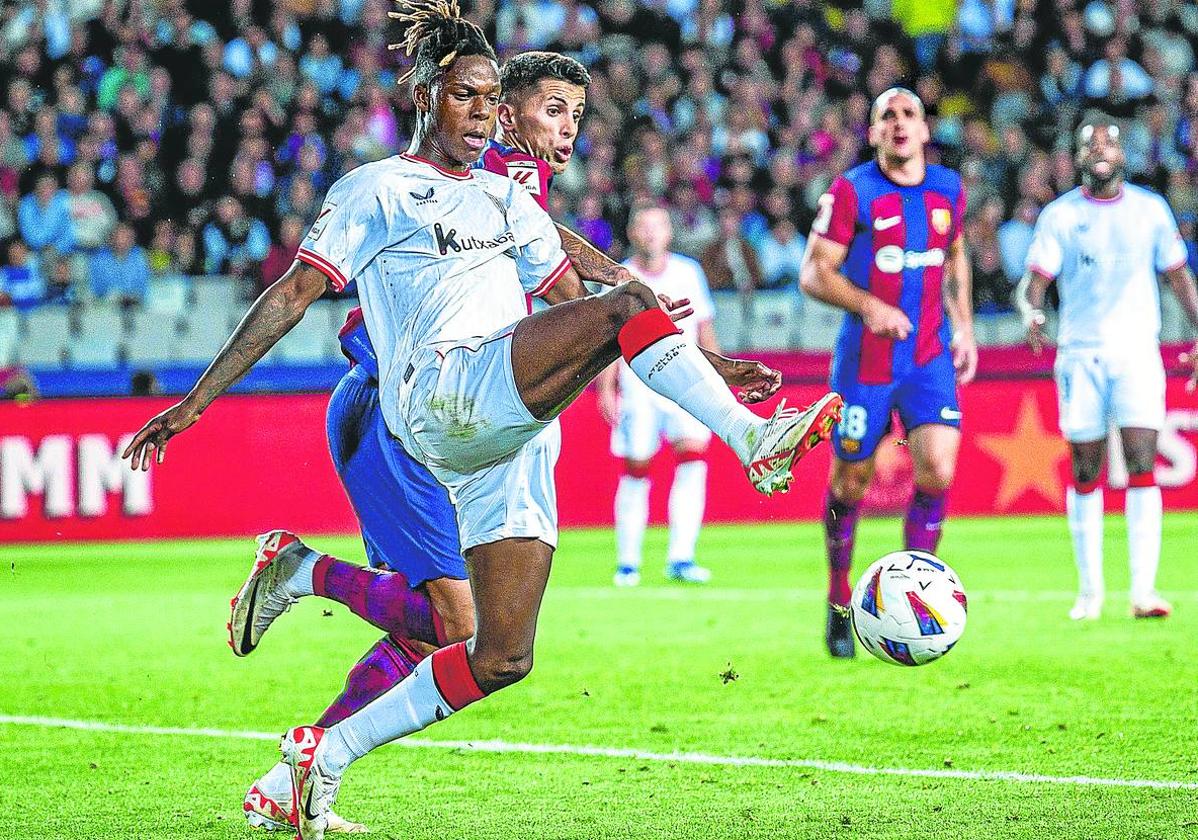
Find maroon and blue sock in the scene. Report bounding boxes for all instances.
[904,487,947,553]
[312,556,446,647]
[316,634,423,727]
[824,490,860,607]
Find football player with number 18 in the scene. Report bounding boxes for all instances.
[799,87,977,659]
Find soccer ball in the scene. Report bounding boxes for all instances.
[849,550,967,666]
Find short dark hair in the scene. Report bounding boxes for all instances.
[500,51,591,100]
[389,0,496,87]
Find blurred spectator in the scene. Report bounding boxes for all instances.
[1083,38,1154,110]
[130,370,161,397]
[89,223,149,306]
[202,197,271,278]
[755,219,807,290]
[998,199,1039,284]
[0,365,38,401]
[261,215,305,292]
[43,254,76,305]
[0,240,44,310]
[701,208,762,292]
[65,161,117,252]
[966,198,1011,313]
[18,173,75,255]
[97,45,151,111]
[0,193,14,242]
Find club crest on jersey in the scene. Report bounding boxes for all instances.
[931,207,952,235]
[308,203,336,240]
[506,160,542,197]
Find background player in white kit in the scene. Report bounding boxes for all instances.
[597,206,719,586]
[1019,115,1198,621]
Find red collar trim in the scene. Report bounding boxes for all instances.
[1081,186,1123,204]
[400,153,474,180]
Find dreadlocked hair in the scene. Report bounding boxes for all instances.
[388,0,496,86]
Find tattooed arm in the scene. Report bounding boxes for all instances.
[123,261,330,469]
[555,223,633,286]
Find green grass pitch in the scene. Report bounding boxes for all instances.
[2,514,1196,839]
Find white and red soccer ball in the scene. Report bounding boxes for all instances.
[850,550,967,666]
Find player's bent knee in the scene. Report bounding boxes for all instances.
[469,650,534,691]
[1072,462,1102,485]
[607,281,657,324]
[831,465,872,503]
[916,461,955,494]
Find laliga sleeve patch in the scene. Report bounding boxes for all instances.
[506,160,542,199]
[307,203,337,241]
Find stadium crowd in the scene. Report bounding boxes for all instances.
[3,0,1198,317]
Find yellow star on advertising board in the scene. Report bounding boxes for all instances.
[975,393,1071,510]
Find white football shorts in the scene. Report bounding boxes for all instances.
[394,326,559,552]
[610,368,712,461]
[1053,346,1166,442]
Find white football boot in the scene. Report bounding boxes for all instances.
[1068,593,1103,621]
[613,566,641,587]
[229,530,319,656]
[744,393,843,496]
[244,764,366,834]
[281,725,345,840]
[1131,592,1172,619]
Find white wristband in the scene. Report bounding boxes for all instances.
[1022,308,1046,329]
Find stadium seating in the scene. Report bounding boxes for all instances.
[745,290,801,350]
[19,308,72,367]
[70,305,125,367]
[0,309,18,366]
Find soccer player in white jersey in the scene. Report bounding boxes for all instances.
[1019,115,1198,621]
[597,205,719,586]
[122,3,841,836]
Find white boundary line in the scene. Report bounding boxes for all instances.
[556,587,1198,603]
[2,714,1195,791]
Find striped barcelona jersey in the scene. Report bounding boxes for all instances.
[815,161,965,385]
[338,140,556,376]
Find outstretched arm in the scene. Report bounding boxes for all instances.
[799,234,912,339]
[944,235,977,384]
[122,261,330,469]
[555,223,634,287]
[1164,263,1198,390]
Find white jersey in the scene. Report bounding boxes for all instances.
[297,153,569,433]
[1025,184,1186,353]
[617,254,715,394]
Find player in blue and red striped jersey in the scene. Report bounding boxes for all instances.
[229,51,637,833]
[800,88,978,658]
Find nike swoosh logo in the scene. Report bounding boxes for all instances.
[240,580,258,653]
[303,778,320,821]
[919,581,932,590]
[940,407,962,421]
[874,216,901,231]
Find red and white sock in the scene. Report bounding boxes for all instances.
[619,309,760,463]
[319,641,484,774]
[615,469,650,571]
[1066,479,1104,599]
[1126,472,1162,603]
[667,456,706,563]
